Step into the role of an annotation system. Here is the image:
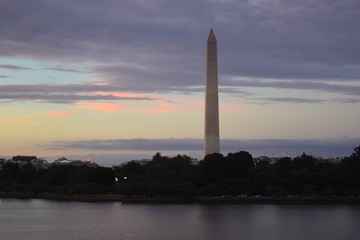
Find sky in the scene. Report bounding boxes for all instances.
[1,0,359,165]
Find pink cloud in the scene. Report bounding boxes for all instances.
[75,101,125,112]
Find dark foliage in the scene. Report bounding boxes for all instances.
[1,146,360,197]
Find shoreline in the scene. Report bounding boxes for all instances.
[1,192,360,204]
[123,196,360,205]
[0,192,125,202]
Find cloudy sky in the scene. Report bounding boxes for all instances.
[1,0,359,165]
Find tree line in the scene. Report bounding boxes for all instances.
[1,146,360,197]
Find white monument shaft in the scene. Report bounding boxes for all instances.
[205,28,220,155]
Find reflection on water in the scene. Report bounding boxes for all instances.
[0,199,360,240]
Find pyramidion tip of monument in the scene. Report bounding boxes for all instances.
[208,28,216,40]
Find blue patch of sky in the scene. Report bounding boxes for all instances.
[0,57,92,85]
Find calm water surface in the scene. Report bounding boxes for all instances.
[1,199,360,240]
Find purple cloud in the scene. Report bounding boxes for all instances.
[0,64,32,70]
[258,97,324,104]
[225,79,360,97]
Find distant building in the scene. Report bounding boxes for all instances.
[11,155,48,170]
[254,156,272,166]
[31,159,48,170]
[12,155,37,164]
[53,157,98,168]
[54,157,74,165]
[131,159,149,166]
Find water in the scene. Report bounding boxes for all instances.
[1,199,360,240]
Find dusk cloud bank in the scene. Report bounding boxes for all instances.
[0,64,32,70]
[1,0,360,104]
[0,84,154,103]
[47,138,360,158]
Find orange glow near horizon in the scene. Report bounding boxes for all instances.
[220,102,247,111]
[45,111,73,117]
[147,104,180,113]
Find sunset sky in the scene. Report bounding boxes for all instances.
[1,0,359,165]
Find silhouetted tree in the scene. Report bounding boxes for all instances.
[2,147,360,197]
[145,153,193,183]
[200,153,225,182]
[87,167,115,185]
[293,153,315,170]
[18,163,37,183]
[351,146,360,160]
[276,157,292,166]
[119,161,145,182]
[345,145,360,167]
[256,160,270,168]
[226,151,254,177]
[123,161,145,176]
[43,165,72,186]
[0,162,20,181]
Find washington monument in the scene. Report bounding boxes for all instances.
[205,28,220,155]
